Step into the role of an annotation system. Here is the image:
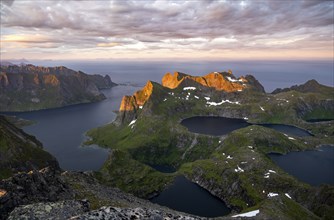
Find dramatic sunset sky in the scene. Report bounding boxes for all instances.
[1,0,333,60]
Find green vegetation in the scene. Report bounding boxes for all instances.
[96,150,175,198]
[0,116,58,179]
[86,77,334,218]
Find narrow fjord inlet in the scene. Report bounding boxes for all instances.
[1,1,334,219]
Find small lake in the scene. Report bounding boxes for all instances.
[269,145,334,186]
[5,85,140,171]
[259,124,312,137]
[181,116,312,137]
[306,119,333,123]
[181,116,250,136]
[150,176,230,217]
[149,164,176,173]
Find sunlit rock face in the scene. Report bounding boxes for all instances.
[119,81,154,111]
[161,71,248,92]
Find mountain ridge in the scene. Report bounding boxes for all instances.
[0,64,117,112]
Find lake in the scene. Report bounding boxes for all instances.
[150,176,230,217]
[181,116,250,136]
[180,116,312,137]
[8,85,139,171]
[269,145,334,186]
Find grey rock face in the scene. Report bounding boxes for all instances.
[8,200,89,220]
[69,206,204,220]
[0,167,74,220]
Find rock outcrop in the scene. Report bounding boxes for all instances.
[118,81,156,123]
[0,64,117,112]
[72,206,204,220]
[0,167,74,220]
[120,81,154,111]
[8,200,90,220]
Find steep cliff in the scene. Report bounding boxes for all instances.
[0,115,59,179]
[0,64,117,112]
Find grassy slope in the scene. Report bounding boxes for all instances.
[0,116,58,179]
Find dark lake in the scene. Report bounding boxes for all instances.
[150,176,230,217]
[181,116,312,137]
[149,164,176,173]
[6,85,139,171]
[269,145,334,186]
[306,119,334,123]
[259,124,312,137]
[181,116,250,136]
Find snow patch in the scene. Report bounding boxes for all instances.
[194,95,199,99]
[268,170,276,173]
[227,76,243,83]
[235,166,244,173]
[232,210,260,218]
[244,117,248,120]
[128,119,137,128]
[183,87,196,90]
[288,137,296,140]
[248,146,253,149]
[206,99,240,106]
[139,106,143,109]
[227,155,233,159]
[267,192,279,197]
[260,106,265,111]
[204,97,211,100]
[163,98,167,102]
[285,193,292,199]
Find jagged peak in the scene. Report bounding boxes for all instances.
[162,70,253,92]
[119,81,155,112]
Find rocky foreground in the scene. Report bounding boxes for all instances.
[0,64,117,112]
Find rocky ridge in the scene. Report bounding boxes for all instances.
[0,64,117,112]
[119,71,264,114]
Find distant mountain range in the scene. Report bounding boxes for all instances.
[0,64,117,112]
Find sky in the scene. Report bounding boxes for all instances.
[0,0,333,61]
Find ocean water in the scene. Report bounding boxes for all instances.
[30,59,333,92]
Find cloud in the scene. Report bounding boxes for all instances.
[0,0,333,59]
